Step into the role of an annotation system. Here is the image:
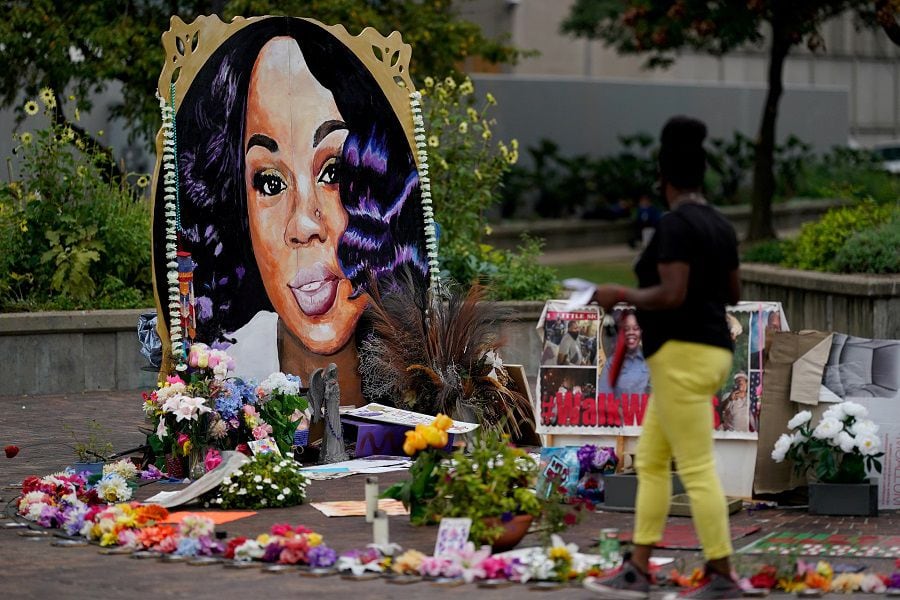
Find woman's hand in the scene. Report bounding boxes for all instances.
[591,285,626,310]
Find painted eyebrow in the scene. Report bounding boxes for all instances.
[313,119,348,147]
[246,133,278,153]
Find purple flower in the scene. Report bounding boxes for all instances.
[37,505,63,528]
[140,465,164,481]
[308,545,337,568]
[195,296,213,322]
[889,572,900,589]
[262,541,283,563]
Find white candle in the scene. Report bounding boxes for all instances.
[365,476,379,523]
[372,510,389,546]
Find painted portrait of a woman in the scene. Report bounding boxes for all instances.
[152,17,429,403]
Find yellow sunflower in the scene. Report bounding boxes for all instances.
[19,132,33,145]
[136,175,150,188]
[23,100,39,115]
[39,87,55,105]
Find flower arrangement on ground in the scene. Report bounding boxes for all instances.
[224,523,337,566]
[381,413,454,523]
[575,444,618,503]
[771,401,884,483]
[143,345,308,470]
[212,453,309,509]
[422,428,541,546]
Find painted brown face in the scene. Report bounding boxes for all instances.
[244,37,367,355]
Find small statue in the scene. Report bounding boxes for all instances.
[309,363,349,464]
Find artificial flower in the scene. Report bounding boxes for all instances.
[812,417,842,440]
[787,411,812,429]
[308,545,337,568]
[393,549,426,574]
[856,432,882,455]
[96,474,132,503]
[5,445,19,458]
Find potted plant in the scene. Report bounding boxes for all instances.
[772,400,884,516]
[66,420,114,475]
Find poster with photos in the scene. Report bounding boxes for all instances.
[535,300,787,438]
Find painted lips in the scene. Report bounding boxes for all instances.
[288,263,340,317]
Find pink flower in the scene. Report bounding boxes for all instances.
[204,449,222,472]
[176,433,190,449]
[481,556,510,579]
[252,424,273,440]
[420,556,453,577]
[270,523,293,537]
[157,534,180,554]
[166,375,185,385]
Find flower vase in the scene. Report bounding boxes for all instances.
[165,453,186,479]
[483,514,533,552]
[188,446,207,480]
[576,471,606,504]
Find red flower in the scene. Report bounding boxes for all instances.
[563,512,578,526]
[224,537,248,559]
[749,566,778,589]
[235,443,251,456]
[5,445,19,458]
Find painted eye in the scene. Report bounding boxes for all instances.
[252,169,287,196]
[317,157,342,185]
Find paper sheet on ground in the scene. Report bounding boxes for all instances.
[310,499,409,517]
[163,510,256,525]
[343,404,478,433]
[143,451,249,508]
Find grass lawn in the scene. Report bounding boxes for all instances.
[551,261,637,287]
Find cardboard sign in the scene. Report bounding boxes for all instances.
[434,518,472,557]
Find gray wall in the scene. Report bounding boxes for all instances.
[472,74,848,161]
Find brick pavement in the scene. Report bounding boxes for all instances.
[1,391,899,599]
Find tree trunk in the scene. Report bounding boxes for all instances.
[748,25,790,242]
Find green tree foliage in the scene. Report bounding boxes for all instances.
[561,0,899,241]
[0,0,524,155]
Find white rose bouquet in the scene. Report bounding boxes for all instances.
[772,401,884,483]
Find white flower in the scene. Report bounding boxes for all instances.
[277,494,285,501]
[213,362,229,381]
[155,418,168,440]
[791,430,808,445]
[234,540,264,560]
[836,431,856,453]
[772,433,793,462]
[812,417,842,440]
[103,459,138,480]
[282,487,291,495]
[787,411,812,430]
[850,419,879,436]
[856,433,882,455]
[96,474,132,502]
[822,404,845,421]
[840,401,868,418]
[68,45,85,63]
[273,466,281,473]
[253,475,262,483]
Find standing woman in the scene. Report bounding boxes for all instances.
[586,116,742,599]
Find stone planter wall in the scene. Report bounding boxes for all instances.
[0,309,157,395]
[489,198,845,251]
[740,264,900,340]
[0,302,547,396]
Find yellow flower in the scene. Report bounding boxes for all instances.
[423,76,434,88]
[97,130,104,137]
[76,165,87,178]
[24,100,39,115]
[74,108,80,121]
[19,132,33,145]
[427,135,439,148]
[100,532,119,547]
[433,413,453,431]
[257,533,271,545]
[548,546,571,561]
[816,560,833,579]
[458,121,468,134]
[136,175,150,188]
[393,549,426,574]
[421,425,443,448]
[444,76,456,89]
[60,127,75,143]
[482,129,492,141]
[508,150,519,165]
[19,220,28,233]
[467,107,478,122]
[307,532,322,547]
[459,78,474,95]
[182,440,192,456]
[511,139,519,150]
[39,87,55,105]
[485,92,497,106]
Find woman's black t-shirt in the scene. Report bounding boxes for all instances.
[634,202,739,358]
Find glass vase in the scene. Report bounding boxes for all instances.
[188,446,206,480]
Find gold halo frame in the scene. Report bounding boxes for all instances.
[150,15,420,375]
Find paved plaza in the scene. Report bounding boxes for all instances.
[1,390,898,599]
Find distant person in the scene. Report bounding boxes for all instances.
[630,193,662,249]
[557,320,584,365]
[586,116,742,599]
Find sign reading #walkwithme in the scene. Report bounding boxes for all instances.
[535,300,788,439]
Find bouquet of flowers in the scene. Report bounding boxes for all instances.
[224,523,337,566]
[143,343,308,470]
[575,444,617,503]
[772,401,884,483]
[212,453,309,509]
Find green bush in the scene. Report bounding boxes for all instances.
[742,239,788,264]
[0,94,152,311]
[794,147,900,204]
[833,218,900,274]
[423,76,559,300]
[781,201,897,272]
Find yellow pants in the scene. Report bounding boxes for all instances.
[633,340,734,560]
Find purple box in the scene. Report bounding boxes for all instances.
[340,416,455,458]
[341,416,410,457]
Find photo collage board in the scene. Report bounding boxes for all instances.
[536,300,788,439]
